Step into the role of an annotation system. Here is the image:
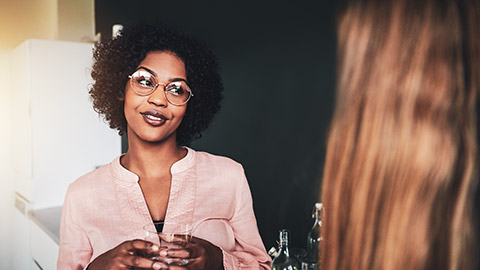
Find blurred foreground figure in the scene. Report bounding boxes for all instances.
[321,0,480,269]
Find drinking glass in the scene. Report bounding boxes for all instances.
[143,221,192,266]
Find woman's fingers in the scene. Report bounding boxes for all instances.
[117,240,170,269]
[151,237,222,269]
[159,247,191,258]
[124,253,168,269]
[124,239,160,253]
[87,239,165,270]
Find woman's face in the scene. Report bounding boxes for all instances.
[124,51,188,145]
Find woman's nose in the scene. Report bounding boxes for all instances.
[147,84,168,107]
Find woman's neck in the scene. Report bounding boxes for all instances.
[121,136,187,180]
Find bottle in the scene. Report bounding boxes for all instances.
[303,203,324,270]
[272,229,301,270]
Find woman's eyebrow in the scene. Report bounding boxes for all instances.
[170,78,188,83]
[136,66,157,76]
[136,66,188,83]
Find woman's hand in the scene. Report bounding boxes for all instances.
[87,239,168,270]
[159,236,224,270]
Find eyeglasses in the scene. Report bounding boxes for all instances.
[128,70,194,106]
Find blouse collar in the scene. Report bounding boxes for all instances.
[110,147,196,183]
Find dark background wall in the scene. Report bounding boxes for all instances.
[95,0,336,251]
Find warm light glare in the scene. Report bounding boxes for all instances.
[0,0,58,51]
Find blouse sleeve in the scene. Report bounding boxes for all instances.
[221,168,272,270]
[57,185,93,270]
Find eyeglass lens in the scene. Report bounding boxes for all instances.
[129,70,192,105]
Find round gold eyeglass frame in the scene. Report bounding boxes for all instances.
[128,71,194,106]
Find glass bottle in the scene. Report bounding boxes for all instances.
[303,203,324,270]
[272,229,301,270]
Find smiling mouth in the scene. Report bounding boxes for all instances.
[140,111,168,126]
[144,114,163,121]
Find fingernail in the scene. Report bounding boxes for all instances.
[159,250,168,256]
[151,245,159,251]
[152,262,167,269]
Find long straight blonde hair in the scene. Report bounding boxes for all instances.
[321,0,480,269]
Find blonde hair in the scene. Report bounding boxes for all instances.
[321,0,480,269]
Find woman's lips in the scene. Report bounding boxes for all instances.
[140,111,168,127]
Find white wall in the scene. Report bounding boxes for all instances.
[58,0,96,42]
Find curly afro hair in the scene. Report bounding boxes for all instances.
[89,23,223,146]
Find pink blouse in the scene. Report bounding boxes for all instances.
[57,147,272,269]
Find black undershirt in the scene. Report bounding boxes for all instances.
[152,220,164,233]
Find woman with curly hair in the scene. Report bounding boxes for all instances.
[57,23,271,270]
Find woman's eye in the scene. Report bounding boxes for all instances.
[137,78,153,87]
[167,84,185,96]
